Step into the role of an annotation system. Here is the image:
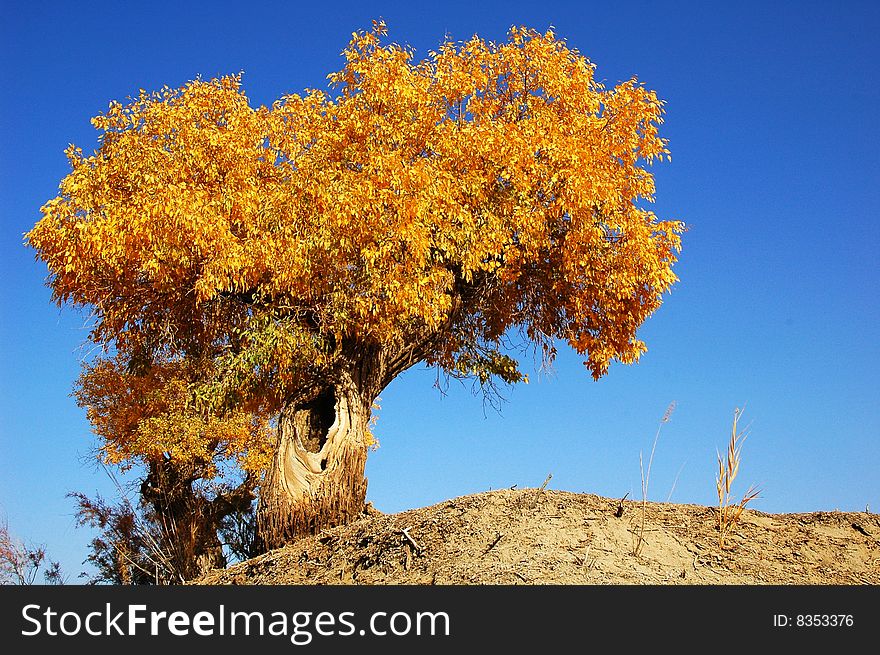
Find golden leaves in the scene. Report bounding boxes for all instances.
[29,22,683,451]
[74,355,274,478]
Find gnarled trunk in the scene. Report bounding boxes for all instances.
[257,381,373,549]
[255,337,435,550]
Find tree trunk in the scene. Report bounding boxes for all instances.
[140,460,228,582]
[257,381,372,549]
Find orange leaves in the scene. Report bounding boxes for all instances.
[74,355,274,478]
[29,22,683,422]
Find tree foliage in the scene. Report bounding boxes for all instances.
[73,354,273,476]
[27,22,682,540]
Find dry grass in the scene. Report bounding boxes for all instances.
[716,407,761,549]
[632,401,676,556]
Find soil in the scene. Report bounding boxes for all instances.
[194,488,880,585]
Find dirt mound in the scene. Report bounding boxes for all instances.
[194,489,879,585]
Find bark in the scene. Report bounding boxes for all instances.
[255,325,452,550]
[257,380,373,549]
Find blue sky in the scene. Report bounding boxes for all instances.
[1,0,878,580]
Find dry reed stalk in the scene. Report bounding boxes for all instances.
[716,407,760,548]
[633,402,676,556]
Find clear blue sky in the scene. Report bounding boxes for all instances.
[2,0,878,580]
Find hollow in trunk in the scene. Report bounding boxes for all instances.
[257,384,371,549]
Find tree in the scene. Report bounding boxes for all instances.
[26,23,683,549]
[69,352,272,579]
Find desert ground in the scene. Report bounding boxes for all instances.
[195,488,879,585]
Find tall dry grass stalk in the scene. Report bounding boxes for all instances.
[716,407,760,549]
[632,401,676,556]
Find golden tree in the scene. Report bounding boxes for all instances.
[71,355,272,577]
[27,23,683,548]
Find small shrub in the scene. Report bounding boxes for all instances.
[0,519,64,585]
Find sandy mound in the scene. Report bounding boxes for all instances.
[194,488,879,585]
